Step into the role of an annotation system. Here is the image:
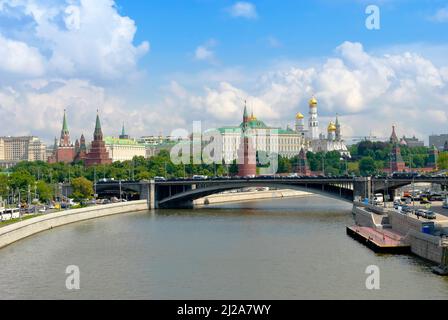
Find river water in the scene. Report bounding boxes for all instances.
[0,196,447,300]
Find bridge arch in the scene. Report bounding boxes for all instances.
[157,182,354,208]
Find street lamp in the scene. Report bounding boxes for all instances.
[119,179,122,202]
[321,153,326,176]
[412,175,417,211]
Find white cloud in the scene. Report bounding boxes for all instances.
[430,7,448,23]
[164,41,448,142]
[227,1,258,19]
[0,79,187,143]
[0,0,152,142]
[0,33,46,77]
[194,39,218,64]
[0,0,150,81]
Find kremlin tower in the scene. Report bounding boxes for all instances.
[237,103,257,177]
[85,111,112,167]
[296,148,311,176]
[74,134,87,162]
[390,126,399,144]
[389,126,406,172]
[48,110,75,164]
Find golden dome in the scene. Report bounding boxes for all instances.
[249,112,257,121]
[309,96,318,107]
[327,122,337,132]
[296,112,304,120]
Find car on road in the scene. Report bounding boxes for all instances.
[154,176,167,181]
[415,209,436,220]
[192,175,208,180]
[424,211,437,220]
[401,206,413,214]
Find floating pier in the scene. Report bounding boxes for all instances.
[346,226,411,254]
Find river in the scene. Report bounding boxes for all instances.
[0,196,447,300]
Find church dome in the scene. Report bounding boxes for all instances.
[296,112,304,120]
[309,96,318,107]
[249,112,257,121]
[327,122,337,132]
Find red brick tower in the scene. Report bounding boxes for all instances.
[51,110,75,164]
[390,125,399,144]
[390,143,406,172]
[237,103,257,177]
[296,148,311,176]
[85,112,112,167]
[74,134,87,162]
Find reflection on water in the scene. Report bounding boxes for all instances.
[0,196,447,300]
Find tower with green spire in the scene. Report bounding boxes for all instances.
[93,111,103,141]
[85,110,112,167]
[242,100,249,131]
[238,100,257,177]
[48,109,75,164]
[119,122,129,139]
[60,109,72,147]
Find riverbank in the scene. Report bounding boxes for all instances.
[194,189,314,206]
[350,204,448,270]
[0,200,148,249]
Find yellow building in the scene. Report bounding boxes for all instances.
[0,136,46,162]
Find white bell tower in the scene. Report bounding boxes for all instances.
[308,96,319,140]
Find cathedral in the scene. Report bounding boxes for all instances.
[295,97,351,158]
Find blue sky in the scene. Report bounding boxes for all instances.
[0,0,447,143]
[116,0,448,70]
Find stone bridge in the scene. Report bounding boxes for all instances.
[77,176,447,209]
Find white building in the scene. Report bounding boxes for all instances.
[218,111,307,163]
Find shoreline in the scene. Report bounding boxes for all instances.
[0,200,148,249]
[1,190,314,249]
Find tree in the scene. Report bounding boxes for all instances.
[0,174,9,198]
[359,157,376,176]
[438,152,448,170]
[71,177,94,202]
[36,181,53,202]
[9,170,35,190]
[347,162,360,176]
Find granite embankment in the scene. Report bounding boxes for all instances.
[0,200,148,249]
